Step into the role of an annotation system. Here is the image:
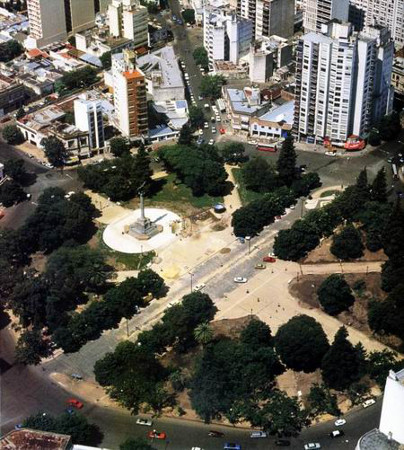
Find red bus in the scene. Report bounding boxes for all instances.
[256,143,277,152]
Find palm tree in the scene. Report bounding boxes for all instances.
[194,322,213,345]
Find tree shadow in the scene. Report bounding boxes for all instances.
[148,177,167,196]
[20,172,37,187]
[0,307,11,330]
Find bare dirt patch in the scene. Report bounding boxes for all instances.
[290,273,385,334]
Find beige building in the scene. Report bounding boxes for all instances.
[392,56,404,100]
[109,0,149,49]
[65,0,96,34]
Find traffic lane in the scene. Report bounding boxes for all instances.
[0,141,48,174]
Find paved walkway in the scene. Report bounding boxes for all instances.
[223,164,242,210]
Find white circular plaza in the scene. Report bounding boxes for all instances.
[103,208,182,254]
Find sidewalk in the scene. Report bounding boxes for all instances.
[223,164,242,211]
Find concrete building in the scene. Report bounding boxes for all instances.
[64,0,96,34]
[249,99,294,139]
[392,56,404,102]
[294,21,394,144]
[0,73,26,116]
[0,428,72,449]
[0,162,4,179]
[237,0,294,38]
[112,50,148,139]
[349,0,404,48]
[249,35,293,83]
[304,0,349,33]
[27,0,67,47]
[203,7,253,65]
[74,93,105,150]
[108,0,149,49]
[356,368,404,450]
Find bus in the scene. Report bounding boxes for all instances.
[392,163,398,179]
[256,138,284,152]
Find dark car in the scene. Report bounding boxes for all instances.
[275,440,291,447]
[208,430,225,437]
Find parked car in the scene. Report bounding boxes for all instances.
[197,137,204,145]
[224,444,241,450]
[255,264,266,269]
[211,127,217,134]
[274,440,291,447]
[330,430,344,438]
[334,418,346,427]
[208,139,214,145]
[67,398,83,409]
[194,283,206,292]
[304,444,321,450]
[250,431,267,438]
[263,256,276,263]
[219,128,226,134]
[71,373,83,380]
[136,418,153,427]
[362,399,376,408]
[148,431,166,440]
[234,277,247,283]
[208,430,225,437]
[204,122,209,128]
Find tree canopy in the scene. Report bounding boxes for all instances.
[4,158,28,184]
[193,47,209,70]
[199,75,225,100]
[242,157,280,193]
[42,136,69,168]
[109,137,131,157]
[0,179,26,207]
[274,315,329,373]
[0,39,23,62]
[317,274,355,316]
[2,124,25,145]
[276,135,298,186]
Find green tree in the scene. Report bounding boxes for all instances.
[382,201,404,282]
[330,224,364,260]
[182,8,195,24]
[192,47,209,70]
[275,315,329,373]
[2,124,25,145]
[110,137,131,157]
[220,142,246,164]
[188,105,205,129]
[240,318,273,348]
[0,179,26,207]
[194,322,214,345]
[42,136,68,168]
[178,123,194,145]
[367,349,401,388]
[370,168,387,203]
[367,130,381,146]
[4,158,28,184]
[276,135,297,186]
[120,438,157,450]
[136,269,167,298]
[317,274,355,316]
[200,75,225,100]
[16,106,25,120]
[321,327,362,391]
[378,112,402,141]
[242,157,279,192]
[23,412,103,446]
[307,384,340,417]
[57,66,98,93]
[247,390,307,436]
[15,329,51,365]
[100,51,112,70]
[0,39,24,62]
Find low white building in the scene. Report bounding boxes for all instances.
[74,94,105,150]
[249,100,294,140]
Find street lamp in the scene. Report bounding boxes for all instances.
[245,236,251,254]
[189,272,194,293]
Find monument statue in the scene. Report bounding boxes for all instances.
[128,183,162,240]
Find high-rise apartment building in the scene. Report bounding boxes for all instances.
[294,21,394,143]
[237,0,294,38]
[203,8,253,64]
[27,0,97,47]
[109,0,149,49]
[74,94,105,150]
[112,50,148,139]
[349,0,404,47]
[303,0,349,32]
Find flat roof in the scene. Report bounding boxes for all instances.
[123,70,144,80]
[358,429,401,450]
[259,100,294,124]
[0,429,72,450]
[227,88,264,115]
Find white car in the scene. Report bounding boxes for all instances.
[334,419,346,427]
[304,444,321,450]
[216,116,221,122]
[194,283,206,292]
[362,399,376,408]
[250,431,267,438]
[208,139,214,145]
[204,122,209,128]
[234,277,247,283]
[325,151,337,156]
[198,129,203,135]
[136,418,153,427]
[211,127,217,134]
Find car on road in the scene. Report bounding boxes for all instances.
[224,444,241,450]
[275,440,290,446]
[263,256,276,263]
[330,430,344,438]
[208,139,214,145]
[197,137,204,145]
[234,277,247,283]
[148,431,166,440]
[334,418,346,427]
[198,95,204,100]
[304,444,321,450]
[211,116,216,122]
[255,263,266,269]
[204,103,210,110]
[325,151,337,156]
[362,398,376,408]
[136,418,153,426]
[212,127,217,134]
[67,398,83,409]
[198,129,203,136]
[204,122,209,128]
[208,430,225,437]
[194,283,206,292]
[250,431,267,438]
[71,373,83,380]
[219,128,226,134]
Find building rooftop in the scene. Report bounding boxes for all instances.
[357,429,402,450]
[259,100,294,124]
[123,69,144,80]
[137,46,183,90]
[227,88,268,115]
[302,31,333,44]
[0,429,72,450]
[18,105,65,131]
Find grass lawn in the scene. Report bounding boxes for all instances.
[147,173,223,210]
[94,227,155,271]
[320,189,340,198]
[232,168,265,205]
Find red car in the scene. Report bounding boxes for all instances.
[67,398,84,409]
[219,128,226,134]
[148,431,167,440]
[263,256,276,263]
